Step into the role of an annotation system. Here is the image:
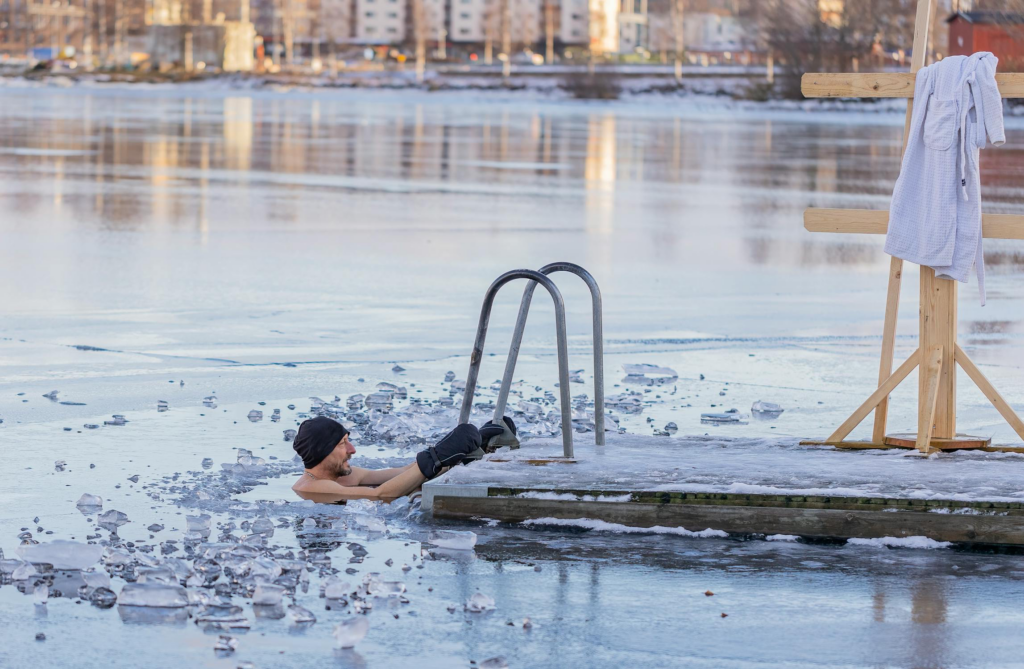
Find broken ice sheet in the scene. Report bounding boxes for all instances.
[186,514,212,535]
[17,540,103,570]
[247,410,263,422]
[428,530,477,551]
[751,400,785,419]
[252,583,285,606]
[213,635,238,655]
[333,617,370,648]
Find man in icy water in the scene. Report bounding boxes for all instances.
[290,415,514,503]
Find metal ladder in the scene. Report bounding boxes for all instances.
[458,263,605,458]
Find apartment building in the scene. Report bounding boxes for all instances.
[355,0,406,42]
[448,0,541,45]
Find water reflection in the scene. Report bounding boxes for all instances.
[0,90,1021,274]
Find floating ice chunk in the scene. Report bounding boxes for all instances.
[364,392,394,412]
[464,592,496,612]
[766,534,800,542]
[287,604,317,624]
[352,514,386,533]
[428,530,477,551]
[700,413,742,425]
[283,429,297,442]
[137,565,177,584]
[622,363,678,378]
[569,369,585,384]
[392,364,405,373]
[157,400,169,412]
[376,382,398,394]
[76,493,103,508]
[450,379,466,392]
[374,581,406,597]
[481,658,509,669]
[605,394,643,414]
[214,635,238,654]
[89,587,117,608]
[104,415,127,426]
[43,390,59,400]
[187,514,212,534]
[301,518,317,530]
[118,582,189,607]
[201,458,214,468]
[324,577,351,600]
[34,583,48,605]
[333,617,370,648]
[54,460,66,472]
[247,410,263,422]
[97,509,129,531]
[444,371,456,383]
[251,517,275,536]
[102,547,132,566]
[751,400,784,415]
[17,540,103,570]
[253,583,286,606]
[664,422,678,435]
[11,562,38,581]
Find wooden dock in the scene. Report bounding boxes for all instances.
[423,435,1024,546]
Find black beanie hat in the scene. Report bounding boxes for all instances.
[293,417,349,470]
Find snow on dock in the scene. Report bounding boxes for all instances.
[424,434,1024,545]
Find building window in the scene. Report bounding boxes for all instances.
[365,11,374,16]
[366,26,376,32]
[388,11,397,17]
[460,27,469,34]
[460,11,469,17]
[387,26,397,32]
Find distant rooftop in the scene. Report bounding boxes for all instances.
[946,11,1024,25]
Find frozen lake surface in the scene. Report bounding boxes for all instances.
[2,84,1024,668]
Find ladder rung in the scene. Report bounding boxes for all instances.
[804,208,1024,240]
[801,72,1024,99]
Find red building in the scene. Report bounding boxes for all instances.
[947,12,1024,66]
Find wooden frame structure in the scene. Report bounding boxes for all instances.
[800,0,1024,454]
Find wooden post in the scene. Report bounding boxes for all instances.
[920,270,957,440]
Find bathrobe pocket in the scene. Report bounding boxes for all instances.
[923,96,956,151]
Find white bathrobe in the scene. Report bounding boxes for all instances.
[885,52,1005,305]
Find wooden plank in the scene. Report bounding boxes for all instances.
[873,256,904,444]
[826,350,921,444]
[919,271,957,442]
[803,209,1024,240]
[432,495,1024,545]
[801,72,1024,99]
[916,344,945,452]
[955,343,1024,442]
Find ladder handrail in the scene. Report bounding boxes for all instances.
[492,262,605,445]
[458,269,574,458]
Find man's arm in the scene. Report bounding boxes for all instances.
[336,463,417,487]
[296,466,427,504]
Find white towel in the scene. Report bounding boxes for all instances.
[884,53,1005,306]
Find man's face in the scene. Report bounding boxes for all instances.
[325,434,356,478]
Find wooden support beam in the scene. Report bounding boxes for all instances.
[872,256,903,443]
[804,209,1024,240]
[801,72,1024,99]
[826,349,921,444]
[954,343,1024,442]
[917,345,945,453]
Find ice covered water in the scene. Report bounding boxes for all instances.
[17,540,103,570]
[287,604,316,624]
[333,617,370,648]
[428,530,477,550]
[252,583,285,606]
[465,592,496,612]
[118,582,189,608]
[97,509,129,530]
[76,493,102,508]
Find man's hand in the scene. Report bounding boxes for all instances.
[415,424,482,480]
[479,416,517,442]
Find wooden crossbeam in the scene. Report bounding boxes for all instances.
[804,208,1024,240]
[825,349,921,444]
[802,72,1024,99]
